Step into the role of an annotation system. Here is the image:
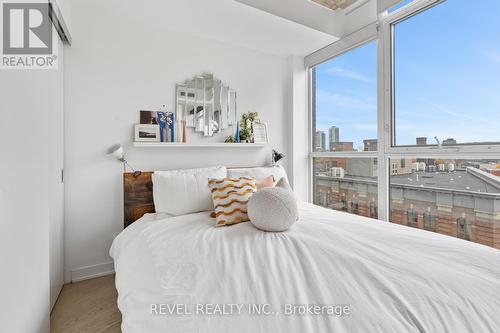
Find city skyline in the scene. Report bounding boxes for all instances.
[315,131,326,151]
[315,126,460,152]
[328,126,339,151]
[315,0,500,148]
[316,126,364,152]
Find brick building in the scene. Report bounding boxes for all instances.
[489,169,500,177]
[330,141,354,152]
[314,168,500,250]
[363,139,377,152]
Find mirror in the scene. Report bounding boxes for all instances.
[176,73,236,137]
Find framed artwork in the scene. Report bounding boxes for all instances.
[134,124,160,142]
[253,122,268,144]
[140,110,159,124]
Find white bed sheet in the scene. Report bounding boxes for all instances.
[110,202,500,333]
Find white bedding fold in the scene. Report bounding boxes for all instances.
[111,202,500,333]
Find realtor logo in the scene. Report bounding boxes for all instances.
[1,1,57,69]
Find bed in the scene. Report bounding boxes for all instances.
[111,170,500,333]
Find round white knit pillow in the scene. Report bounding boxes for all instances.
[248,187,298,232]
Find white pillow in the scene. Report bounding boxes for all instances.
[152,166,227,216]
[227,165,288,183]
[248,187,298,232]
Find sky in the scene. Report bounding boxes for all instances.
[315,0,500,149]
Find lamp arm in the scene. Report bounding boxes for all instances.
[123,159,136,173]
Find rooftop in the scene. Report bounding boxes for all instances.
[391,170,500,194]
[316,169,500,196]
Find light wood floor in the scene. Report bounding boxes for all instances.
[50,275,122,333]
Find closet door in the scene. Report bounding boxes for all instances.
[49,38,65,310]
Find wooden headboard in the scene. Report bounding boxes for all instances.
[123,171,155,228]
[123,166,268,227]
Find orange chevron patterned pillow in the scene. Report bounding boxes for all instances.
[208,177,257,226]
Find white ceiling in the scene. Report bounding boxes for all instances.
[235,0,345,37]
[112,0,339,57]
[234,0,405,43]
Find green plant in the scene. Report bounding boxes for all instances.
[239,128,251,141]
[239,112,259,141]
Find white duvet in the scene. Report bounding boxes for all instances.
[110,201,500,333]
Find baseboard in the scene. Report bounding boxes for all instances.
[70,261,115,283]
[64,270,72,284]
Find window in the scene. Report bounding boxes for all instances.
[313,40,377,152]
[390,158,500,247]
[314,158,378,218]
[391,163,398,175]
[311,39,379,219]
[392,0,500,147]
[308,0,500,250]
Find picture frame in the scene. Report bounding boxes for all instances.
[139,110,159,125]
[252,122,268,144]
[134,124,160,142]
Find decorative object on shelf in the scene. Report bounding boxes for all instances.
[224,135,236,143]
[157,111,167,142]
[166,112,174,142]
[252,122,268,144]
[158,104,175,143]
[271,149,285,166]
[134,124,160,142]
[176,73,237,137]
[107,144,141,176]
[139,110,159,125]
[141,106,175,143]
[239,111,259,143]
[181,120,187,143]
[235,122,240,143]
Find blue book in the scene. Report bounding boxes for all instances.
[157,112,167,142]
[167,112,174,142]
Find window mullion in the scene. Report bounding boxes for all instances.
[377,12,392,222]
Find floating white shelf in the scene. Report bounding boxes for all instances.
[132,142,266,148]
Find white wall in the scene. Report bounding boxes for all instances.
[0,39,64,333]
[64,0,288,280]
[287,56,310,201]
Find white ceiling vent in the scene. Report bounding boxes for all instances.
[310,0,370,14]
[310,0,357,11]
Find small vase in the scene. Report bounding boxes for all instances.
[235,123,240,143]
[182,120,186,143]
